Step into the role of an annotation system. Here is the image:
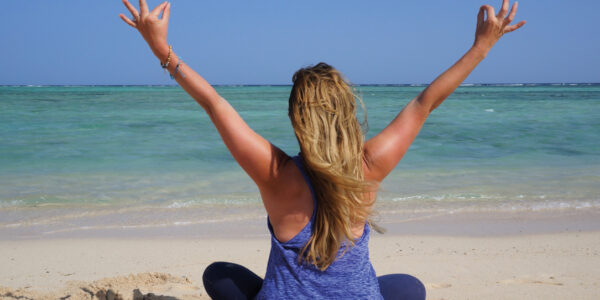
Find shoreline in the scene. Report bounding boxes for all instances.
[1,210,599,299]
[2,207,600,241]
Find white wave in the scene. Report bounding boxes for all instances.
[173,221,192,226]
[0,199,25,208]
[165,197,261,208]
[390,194,495,202]
[167,200,197,208]
[391,195,426,202]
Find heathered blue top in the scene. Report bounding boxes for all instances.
[255,155,383,299]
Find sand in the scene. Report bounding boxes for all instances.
[1,211,600,299]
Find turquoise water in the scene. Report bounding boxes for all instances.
[1,84,599,222]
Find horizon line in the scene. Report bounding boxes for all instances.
[1,82,599,87]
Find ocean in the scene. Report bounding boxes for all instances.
[1,84,599,237]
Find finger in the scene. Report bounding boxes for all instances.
[497,0,509,18]
[477,6,485,27]
[122,0,139,18]
[504,20,526,33]
[482,5,496,21]
[504,1,519,25]
[139,0,149,16]
[151,1,168,17]
[119,14,137,28]
[162,2,171,22]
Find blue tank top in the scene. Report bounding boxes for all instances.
[255,155,383,299]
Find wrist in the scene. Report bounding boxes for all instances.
[470,43,490,59]
[153,43,171,63]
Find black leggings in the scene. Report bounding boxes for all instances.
[203,262,426,300]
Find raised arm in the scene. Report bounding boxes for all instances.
[119,0,288,186]
[364,0,525,182]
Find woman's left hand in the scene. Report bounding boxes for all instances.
[119,0,171,60]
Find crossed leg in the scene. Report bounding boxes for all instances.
[202,262,263,299]
[203,262,426,300]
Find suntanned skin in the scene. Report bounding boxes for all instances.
[119,0,525,243]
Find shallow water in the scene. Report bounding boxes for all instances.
[1,84,599,233]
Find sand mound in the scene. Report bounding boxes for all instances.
[0,272,203,300]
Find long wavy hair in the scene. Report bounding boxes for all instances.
[288,62,378,271]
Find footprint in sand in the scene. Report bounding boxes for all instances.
[426,283,452,289]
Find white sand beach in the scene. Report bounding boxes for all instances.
[1,210,599,299]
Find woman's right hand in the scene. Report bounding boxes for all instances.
[119,0,171,61]
[473,0,526,52]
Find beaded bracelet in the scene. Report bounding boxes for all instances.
[170,58,186,80]
[160,45,173,71]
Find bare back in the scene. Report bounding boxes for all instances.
[264,152,381,243]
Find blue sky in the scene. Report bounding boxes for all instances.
[1,0,598,85]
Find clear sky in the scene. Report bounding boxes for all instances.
[1,0,598,85]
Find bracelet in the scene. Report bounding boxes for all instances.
[160,45,173,70]
[170,58,186,80]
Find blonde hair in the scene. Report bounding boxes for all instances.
[288,62,377,271]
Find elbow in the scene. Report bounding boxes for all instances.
[202,96,227,120]
[415,95,436,114]
[416,93,444,114]
[429,102,441,112]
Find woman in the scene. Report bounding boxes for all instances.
[119,1,525,299]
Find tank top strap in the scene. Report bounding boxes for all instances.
[291,153,318,220]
